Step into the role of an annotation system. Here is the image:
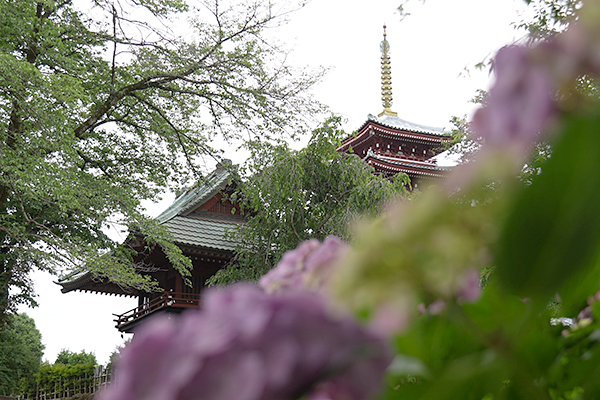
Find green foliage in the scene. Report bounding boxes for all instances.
[107,338,131,370]
[0,313,44,396]
[445,116,480,165]
[446,90,490,165]
[0,0,322,315]
[16,348,99,397]
[35,361,96,396]
[207,117,410,285]
[519,142,552,186]
[335,181,505,318]
[334,99,600,399]
[379,287,560,400]
[55,349,97,366]
[519,0,580,40]
[374,285,600,400]
[496,110,600,312]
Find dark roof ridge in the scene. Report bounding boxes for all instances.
[156,165,233,223]
[365,113,447,137]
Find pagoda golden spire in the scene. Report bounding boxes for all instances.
[379,24,397,117]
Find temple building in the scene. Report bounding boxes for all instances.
[337,26,452,188]
[58,27,454,332]
[58,161,244,332]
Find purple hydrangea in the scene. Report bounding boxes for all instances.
[449,18,600,191]
[547,20,600,83]
[575,287,600,322]
[370,300,413,336]
[260,236,350,294]
[471,45,556,155]
[471,12,600,163]
[100,285,391,400]
[457,269,482,303]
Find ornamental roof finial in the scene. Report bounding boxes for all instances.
[379,24,397,117]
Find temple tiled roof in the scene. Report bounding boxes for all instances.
[58,269,93,292]
[157,165,232,223]
[58,162,241,292]
[156,164,242,250]
[164,214,240,252]
[366,113,446,136]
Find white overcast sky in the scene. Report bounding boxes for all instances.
[18,0,530,365]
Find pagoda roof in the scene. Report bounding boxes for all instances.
[364,149,451,178]
[362,113,446,137]
[368,151,451,171]
[339,113,450,155]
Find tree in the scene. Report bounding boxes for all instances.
[34,349,97,398]
[0,0,322,316]
[107,338,131,371]
[207,117,410,285]
[0,313,44,396]
[519,0,580,40]
[55,349,97,366]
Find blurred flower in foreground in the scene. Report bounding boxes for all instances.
[566,287,600,332]
[260,236,350,294]
[448,1,600,194]
[471,45,555,157]
[333,188,493,335]
[100,285,391,400]
[457,268,482,303]
[470,0,600,166]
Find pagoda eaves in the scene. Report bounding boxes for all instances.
[337,113,452,185]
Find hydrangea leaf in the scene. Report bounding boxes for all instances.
[496,109,600,309]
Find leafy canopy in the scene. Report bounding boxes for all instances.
[32,351,98,399]
[519,0,580,39]
[0,0,322,315]
[55,349,97,366]
[208,117,410,285]
[0,313,44,396]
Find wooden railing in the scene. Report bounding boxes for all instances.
[114,291,200,329]
[376,149,432,162]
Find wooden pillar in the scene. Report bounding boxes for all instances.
[175,273,182,293]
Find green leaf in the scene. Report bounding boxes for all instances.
[210,117,409,286]
[0,0,323,314]
[496,109,600,310]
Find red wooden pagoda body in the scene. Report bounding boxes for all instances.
[338,113,452,188]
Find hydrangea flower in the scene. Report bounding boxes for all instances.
[449,10,600,192]
[471,45,556,156]
[471,3,600,164]
[260,236,350,294]
[100,285,391,400]
[457,268,482,303]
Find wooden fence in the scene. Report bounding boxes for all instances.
[19,367,111,400]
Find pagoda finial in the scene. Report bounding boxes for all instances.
[379,24,397,117]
